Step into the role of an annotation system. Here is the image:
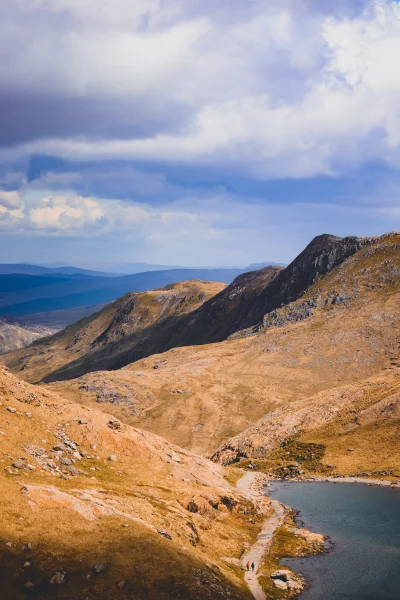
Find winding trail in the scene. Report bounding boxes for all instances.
[237,472,285,600]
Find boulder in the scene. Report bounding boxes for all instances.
[50,572,65,585]
[93,562,107,574]
[271,569,292,582]
[24,582,35,590]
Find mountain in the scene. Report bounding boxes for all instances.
[3,233,399,470]
[245,262,287,270]
[83,262,184,274]
[2,234,375,383]
[0,365,260,600]
[0,268,245,317]
[1,281,226,383]
[174,234,371,344]
[0,317,55,355]
[34,232,400,465]
[1,232,399,599]
[0,263,118,277]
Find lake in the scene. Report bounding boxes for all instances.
[268,481,400,600]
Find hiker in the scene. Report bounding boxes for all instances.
[246,562,250,571]
[251,562,255,571]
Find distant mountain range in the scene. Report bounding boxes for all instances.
[0,263,119,278]
[0,261,286,321]
[37,260,286,275]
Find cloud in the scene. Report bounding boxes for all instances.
[1,1,400,266]
[0,190,22,209]
[0,1,399,180]
[29,195,106,231]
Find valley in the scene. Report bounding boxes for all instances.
[0,232,399,599]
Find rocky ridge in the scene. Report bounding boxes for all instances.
[1,280,225,383]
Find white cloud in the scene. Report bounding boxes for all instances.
[29,195,106,230]
[0,1,398,178]
[0,190,22,209]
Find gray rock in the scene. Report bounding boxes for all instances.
[12,459,27,470]
[93,562,107,573]
[67,465,80,476]
[6,407,16,413]
[108,455,118,462]
[273,579,288,590]
[271,569,292,582]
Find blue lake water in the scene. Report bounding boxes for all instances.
[268,482,400,600]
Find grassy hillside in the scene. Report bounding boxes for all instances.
[2,281,226,382]
[45,234,400,460]
[0,366,264,599]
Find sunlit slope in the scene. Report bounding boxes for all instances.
[48,235,400,456]
[0,366,263,599]
[1,280,225,382]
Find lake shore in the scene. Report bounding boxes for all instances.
[236,473,325,600]
[266,480,400,600]
[264,475,400,487]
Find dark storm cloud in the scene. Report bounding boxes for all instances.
[0,92,192,147]
[0,0,371,150]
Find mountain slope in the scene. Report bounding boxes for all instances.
[44,233,400,457]
[0,365,264,600]
[212,369,400,479]
[1,234,368,379]
[170,234,372,345]
[2,281,226,383]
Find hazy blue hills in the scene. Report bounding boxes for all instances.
[0,264,118,278]
[0,267,245,317]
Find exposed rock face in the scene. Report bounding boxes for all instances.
[231,234,372,335]
[165,265,284,345]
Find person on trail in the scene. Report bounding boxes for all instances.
[246,562,250,571]
[251,562,255,571]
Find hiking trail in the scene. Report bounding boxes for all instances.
[237,472,285,600]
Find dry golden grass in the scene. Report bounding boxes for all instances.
[48,274,399,457]
[0,367,266,599]
[3,234,400,464]
[1,280,226,384]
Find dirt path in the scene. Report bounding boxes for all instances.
[237,472,285,600]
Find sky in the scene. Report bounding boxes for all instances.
[0,0,400,267]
